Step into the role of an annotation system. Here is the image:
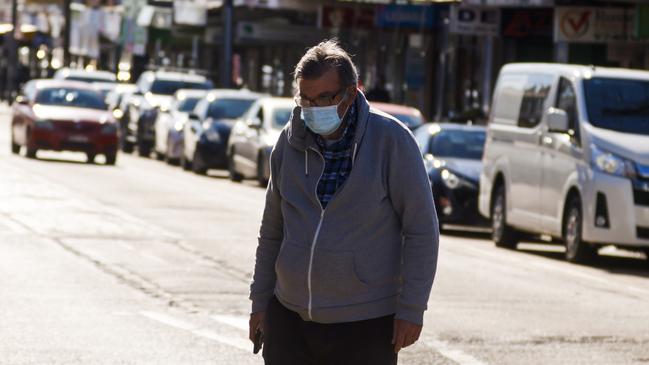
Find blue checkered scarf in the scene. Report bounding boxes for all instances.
[314,104,357,208]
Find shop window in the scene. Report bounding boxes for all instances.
[518,74,553,128]
[555,77,580,145]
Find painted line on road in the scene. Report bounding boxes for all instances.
[424,338,490,365]
[211,314,249,331]
[140,311,252,352]
[0,215,30,234]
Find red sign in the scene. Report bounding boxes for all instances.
[501,8,553,38]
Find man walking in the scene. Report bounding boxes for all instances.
[249,40,439,365]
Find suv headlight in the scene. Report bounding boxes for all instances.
[590,144,636,179]
[34,119,53,130]
[441,169,461,189]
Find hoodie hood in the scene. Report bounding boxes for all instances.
[586,123,649,165]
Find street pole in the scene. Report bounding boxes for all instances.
[221,0,233,88]
[63,0,71,67]
[5,0,18,100]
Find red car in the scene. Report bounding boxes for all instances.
[10,79,119,165]
[371,102,425,130]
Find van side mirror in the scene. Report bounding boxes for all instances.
[249,117,262,129]
[15,95,28,105]
[547,108,569,133]
[188,113,200,121]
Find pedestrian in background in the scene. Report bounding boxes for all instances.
[249,39,439,365]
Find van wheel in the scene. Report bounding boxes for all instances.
[491,185,518,249]
[192,150,207,175]
[86,153,96,164]
[180,150,192,171]
[11,134,20,154]
[563,196,596,263]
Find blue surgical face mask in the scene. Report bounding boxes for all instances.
[300,94,348,136]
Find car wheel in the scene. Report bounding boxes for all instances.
[155,150,164,161]
[228,149,243,183]
[105,151,117,166]
[86,153,96,164]
[138,142,151,157]
[164,136,177,165]
[10,132,20,154]
[180,147,192,171]
[563,196,596,263]
[257,153,269,187]
[491,184,518,249]
[192,150,207,175]
[25,146,37,159]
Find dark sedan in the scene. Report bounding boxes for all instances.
[414,123,487,228]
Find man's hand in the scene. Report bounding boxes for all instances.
[392,319,422,353]
[249,311,265,343]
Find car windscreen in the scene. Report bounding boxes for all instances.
[584,77,649,135]
[272,107,292,129]
[207,99,256,119]
[177,97,201,113]
[35,88,106,110]
[428,130,486,160]
[150,79,213,95]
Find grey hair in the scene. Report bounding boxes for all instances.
[293,39,358,87]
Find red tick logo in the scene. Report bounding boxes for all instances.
[560,10,592,38]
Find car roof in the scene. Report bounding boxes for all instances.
[142,70,209,82]
[501,63,649,81]
[174,88,208,99]
[259,97,294,108]
[420,122,486,135]
[32,79,99,90]
[371,102,422,116]
[55,68,117,81]
[205,88,264,100]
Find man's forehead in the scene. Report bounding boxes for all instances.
[298,69,341,96]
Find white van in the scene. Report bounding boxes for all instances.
[479,63,649,263]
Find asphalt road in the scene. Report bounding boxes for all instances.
[2,103,649,365]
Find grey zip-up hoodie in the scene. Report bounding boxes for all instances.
[249,91,439,325]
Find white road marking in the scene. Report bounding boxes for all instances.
[1,215,30,234]
[425,338,490,365]
[140,311,252,353]
[211,314,249,331]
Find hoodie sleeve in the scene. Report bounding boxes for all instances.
[249,132,286,314]
[387,125,439,326]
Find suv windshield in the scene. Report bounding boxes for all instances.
[584,77,649,135]
[177,97,200,113]
[272,108,292,129]
[150,79,213,95]
[35,88,106,110]
[429,130,486,160]
[208,99,256,119]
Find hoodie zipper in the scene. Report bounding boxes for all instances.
[306,146,325,320]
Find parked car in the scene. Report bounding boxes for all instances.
[181,89,262,174]
[105,83,137,114]
[10,79,118,165]
[228,97,293,185]
[479,63,649,263]
[415,123,488,229]
[53,68,117,84]
[123,70,213,156]
[93,82,119,101]
[372,102,425,130]
[153,89,207,164]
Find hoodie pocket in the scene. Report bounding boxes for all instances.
[274,241,310,307]
[310,250,369,307]
[354,244,401,287]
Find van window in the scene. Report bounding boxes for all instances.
[518,74,553,128]
[555,77,580,144]
[583,77,649,136]
[492,74,526,125]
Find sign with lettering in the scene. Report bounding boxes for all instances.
[554,7,643,43]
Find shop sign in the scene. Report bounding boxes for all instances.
[501,8,553,38]
[236,21,327,44]
[554,7,640,43]
[450,5,500,36]
[174,0,207,26]
[320,5,375,29]
[462,0,552,6]
[375,4,440,29]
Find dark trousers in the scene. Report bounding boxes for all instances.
[263,296,398,365]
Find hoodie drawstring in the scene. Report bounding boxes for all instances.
[304,150,309,177]
[352,143,358,168]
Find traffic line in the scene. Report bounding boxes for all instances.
[424,338,490,365]
[140,311,252,352]
[0,215,30,234]
[211,314,249,331]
